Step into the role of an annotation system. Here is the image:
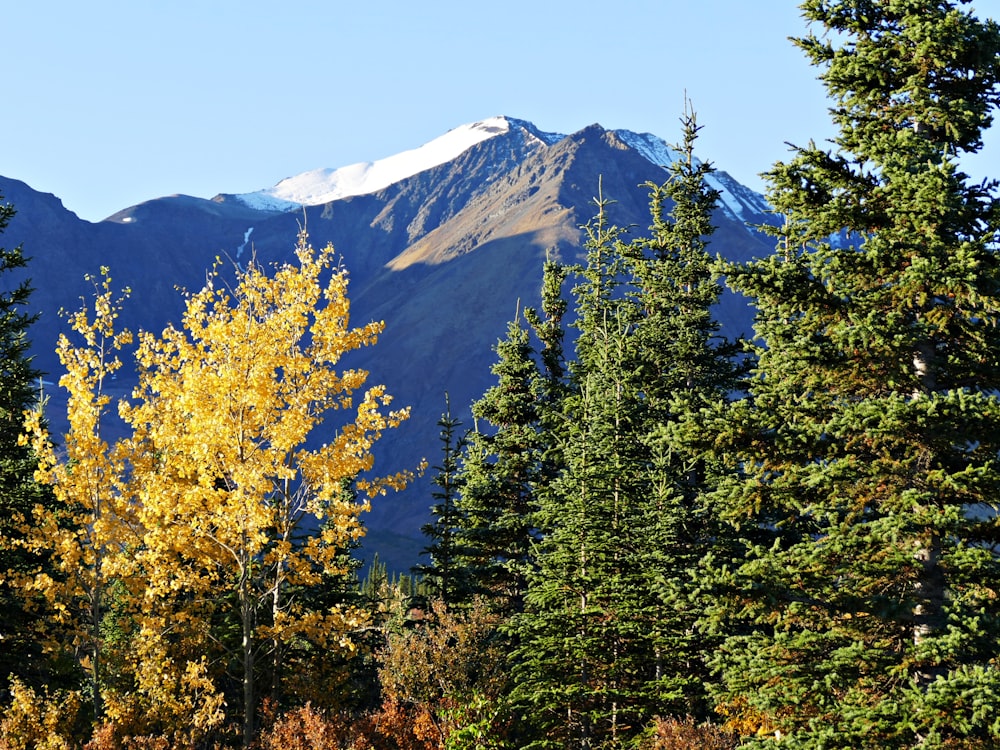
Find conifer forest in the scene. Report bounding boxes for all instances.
[3,2,1000,748]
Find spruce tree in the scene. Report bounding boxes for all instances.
[0,195,57,691]
[627,109,746,721]
[280,476,375,712]
[709,2,1000,746]
[524,258,570,410]
[510,198,647,748]
[510,118,738,743]
[523,258,571,488]
[455,317,543,615]
[415,394,469,606]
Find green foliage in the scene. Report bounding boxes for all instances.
[0,195,67,694]
[279,478,376,714]
[456,316,547,615]
[415,395,470,606]
[509,110,741,748]
[706,1,1000,746]
[6,5,1000,747]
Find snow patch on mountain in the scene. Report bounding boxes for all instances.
[706,172,773,220]
[505,117,565,147]
[233,116,521,211]
[615,129,770,222]
[614,130,680,168]
[228,115,770,226]
[237,227,253,259]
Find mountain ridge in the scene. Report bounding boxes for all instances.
[1,116,774,571]
[223,116,562,212]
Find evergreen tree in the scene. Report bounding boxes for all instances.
[627,109,746,721]
[709,2,1000,746]
[524,257,570,412]
[415,394,469,606]
[509,198,642,748]
[456,316,544,615]
[0,195,59,692]
[510,119,738,744]
[279,476,375,712]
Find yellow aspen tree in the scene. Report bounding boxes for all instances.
[18,269,134,723]
[117,231,413,747]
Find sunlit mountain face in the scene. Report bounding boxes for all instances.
[1,116,775,571]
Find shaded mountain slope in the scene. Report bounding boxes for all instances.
[2,118,775,570]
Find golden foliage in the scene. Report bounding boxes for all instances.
[18,233,413,741]
[16,268,135,703]
[0,678,85,750]
[114,232,410,735]
[714,695,779,739]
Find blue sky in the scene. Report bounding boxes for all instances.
[5,0,999,222]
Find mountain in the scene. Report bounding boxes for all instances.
[0,116,775,571]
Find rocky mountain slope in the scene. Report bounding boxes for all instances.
[1,117,776,570]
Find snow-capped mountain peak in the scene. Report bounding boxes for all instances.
[232,116,523,212]
[225,116,768,224]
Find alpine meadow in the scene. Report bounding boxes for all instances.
[2,1,1000,748]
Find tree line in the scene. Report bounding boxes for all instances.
[3,1,1000,748]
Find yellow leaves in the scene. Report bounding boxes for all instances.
[21,231,414,735]
[714,695,781,738]
[0,678,84,750]
[103,614,226,741]
[12,269,136,688]
[262,606,368,654]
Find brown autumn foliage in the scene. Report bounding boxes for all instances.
[252,701,441,750]
[638,716,738,750]
[378,598,506,707]
[81,721,237,750]
[252,704,352,750]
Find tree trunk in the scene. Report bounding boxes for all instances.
[911,341,946,686]
[271,559,284,707]
[913,535,946,685]
[241,570,255,748]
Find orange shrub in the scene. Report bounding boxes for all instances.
[638,716,738,750]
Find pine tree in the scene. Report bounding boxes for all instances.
[0,195,60,692]
[415,394,469,606]
[709,2,1000,746]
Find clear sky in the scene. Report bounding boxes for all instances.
[4,0,999,222]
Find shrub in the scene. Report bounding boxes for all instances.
[638,716,738,750]
[253,704,351,750]
[0,678,84,750]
